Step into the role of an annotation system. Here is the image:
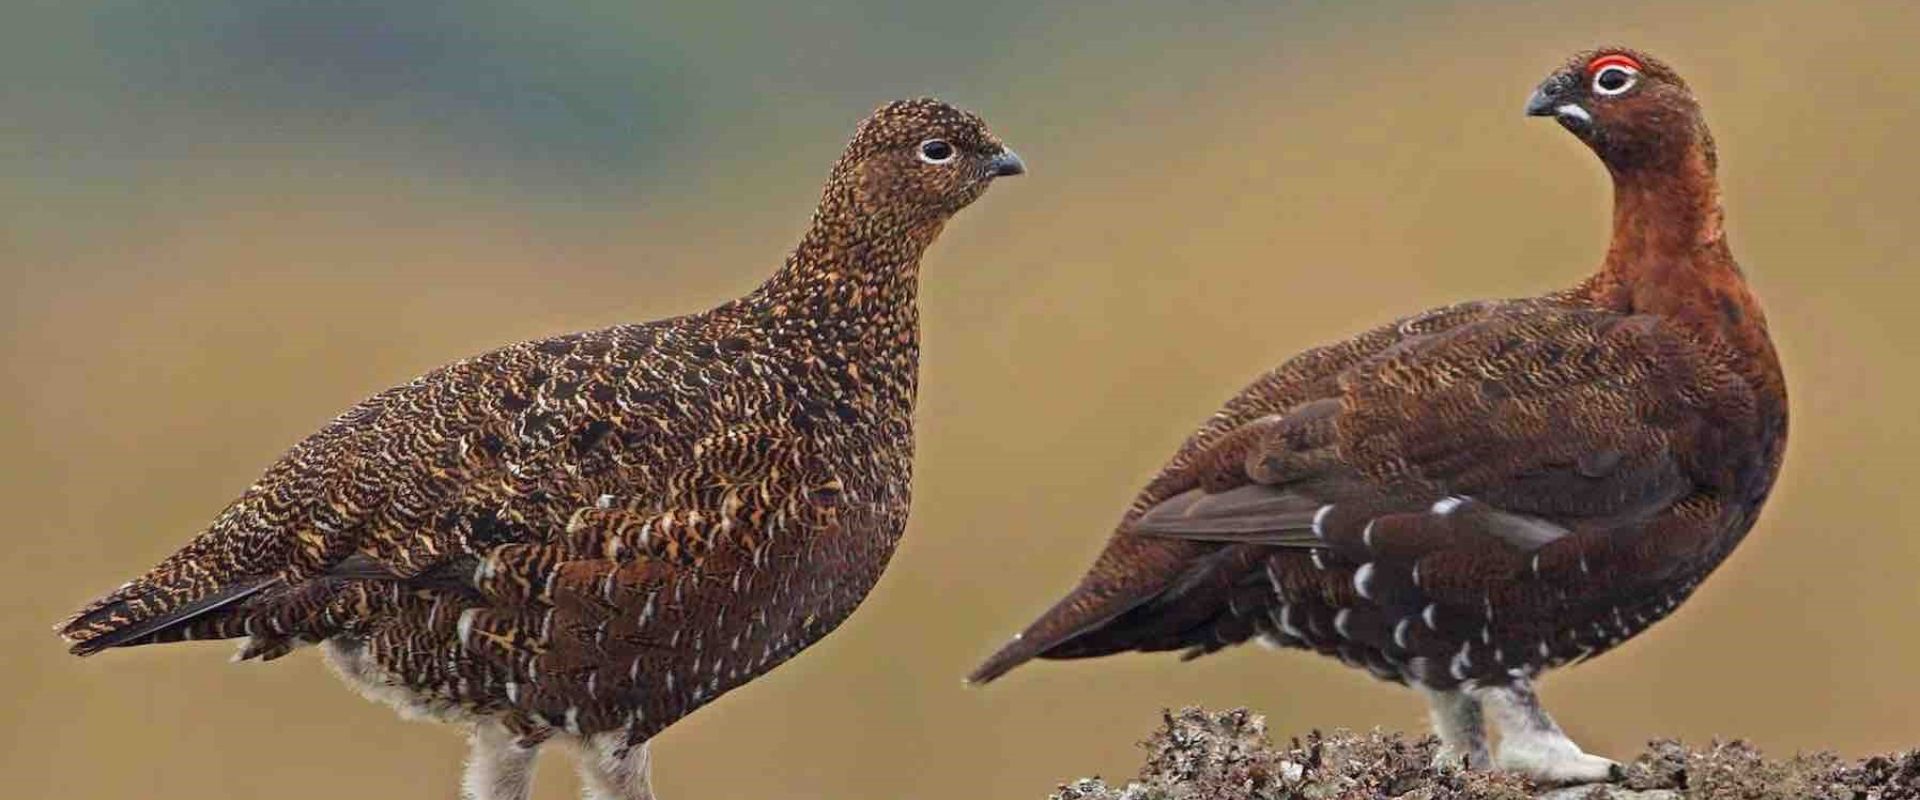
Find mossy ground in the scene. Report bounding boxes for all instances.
[1053,708,1919,800]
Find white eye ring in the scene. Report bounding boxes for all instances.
[1591,65,1639,96]
[917,139,956,165]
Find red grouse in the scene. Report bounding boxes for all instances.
[59,98,1023,800]
[972,49,1784,783]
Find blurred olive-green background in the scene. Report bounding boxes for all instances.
[7,1,1918,797]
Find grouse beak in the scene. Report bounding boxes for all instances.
[1523,85,1559,117]
[1525,73,1592,135]
[987,149,1026,177]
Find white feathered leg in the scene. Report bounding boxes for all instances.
[1475,679,1621,783]
[1420,686,1490,771]
[463,723,539,800]
[577,733,656,800]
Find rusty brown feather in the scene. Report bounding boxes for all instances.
[971,49,1783,783]
[58,98,1021,798]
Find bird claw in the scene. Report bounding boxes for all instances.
[1431,742,1491,772]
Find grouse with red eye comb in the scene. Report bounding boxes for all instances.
[971,49,1783,784]
[56,98,1023,800]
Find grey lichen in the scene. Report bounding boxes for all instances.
[1053,708,1919,800]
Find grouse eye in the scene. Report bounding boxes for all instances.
[1592,65,1638,95]
[917,139,956,164]
[1585,54,1643,97]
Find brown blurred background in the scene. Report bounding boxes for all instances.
[6,1,1918,797]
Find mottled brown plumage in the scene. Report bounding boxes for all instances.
[972,49,1784,783]
[58,98,1022,799]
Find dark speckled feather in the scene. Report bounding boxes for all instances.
[59,98,1022,754]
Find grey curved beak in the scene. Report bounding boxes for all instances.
[987,149,1026,177]
[1524,86,1558,117]
[1526,71,1577,117]
[1524,72,1593,134]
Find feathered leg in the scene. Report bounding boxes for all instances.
[463,723,539,800]
[1420,686,1490,770]
[577,734,655,800]
[1475,679,1621,783]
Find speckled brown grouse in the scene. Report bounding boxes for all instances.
[972,49,1785,784]
[58,98,1023,800]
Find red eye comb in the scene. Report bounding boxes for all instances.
[1586,54,1643,76]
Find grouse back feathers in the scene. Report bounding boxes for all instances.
[59,97,1022,799]
[972,49,1783,784]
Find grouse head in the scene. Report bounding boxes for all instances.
[1526,48,1712,174]
[825,98,1025,224]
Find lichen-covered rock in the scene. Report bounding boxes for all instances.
[1618,738,1920,800]
[1054,708,1920,800]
